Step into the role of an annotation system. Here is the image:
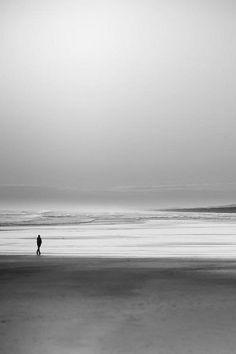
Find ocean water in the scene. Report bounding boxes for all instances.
[1,209,236,257]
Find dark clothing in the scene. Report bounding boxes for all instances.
[36,236,42,255]
[37,238,42,247]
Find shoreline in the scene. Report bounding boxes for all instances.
[1,253,236,264]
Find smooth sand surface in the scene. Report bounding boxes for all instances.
[1,256,236,354]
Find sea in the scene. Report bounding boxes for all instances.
[1,207,236,258]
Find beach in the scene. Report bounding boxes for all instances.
[1,0,236,351]
[1,256,236,354]
[2,209,236,258]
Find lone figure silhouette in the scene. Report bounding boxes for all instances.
[36,235,42,255]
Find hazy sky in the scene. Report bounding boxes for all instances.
[1,0,236,190]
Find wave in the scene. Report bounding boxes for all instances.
[1,208,236,227]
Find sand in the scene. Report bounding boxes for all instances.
[1,256,236,354]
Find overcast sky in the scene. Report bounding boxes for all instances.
[1,0,236,192]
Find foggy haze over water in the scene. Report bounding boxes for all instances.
[1,184,236,211]
[1,0,236,205]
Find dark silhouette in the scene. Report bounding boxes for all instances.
[36,235,42,255]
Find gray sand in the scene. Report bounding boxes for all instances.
[1,256,236,354]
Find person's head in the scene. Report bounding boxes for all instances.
[38,235,40,238]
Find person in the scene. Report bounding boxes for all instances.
[36,235,42,255]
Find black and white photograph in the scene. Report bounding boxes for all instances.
[1,0,236,353]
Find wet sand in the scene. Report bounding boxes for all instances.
[1,256,236,354]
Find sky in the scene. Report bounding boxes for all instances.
[0,0,236,206]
